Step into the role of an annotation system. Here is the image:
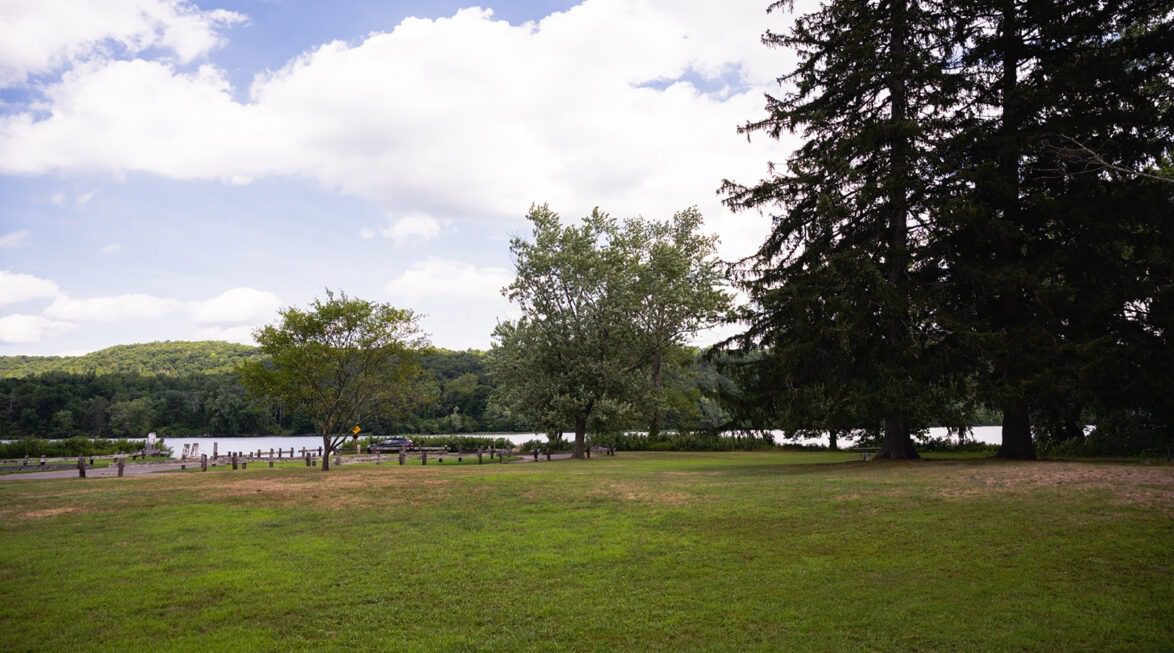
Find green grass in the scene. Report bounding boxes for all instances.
[0,452,1169,651]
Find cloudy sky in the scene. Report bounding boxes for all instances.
[0,0,804,355]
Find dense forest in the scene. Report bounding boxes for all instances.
[0,341,732,439]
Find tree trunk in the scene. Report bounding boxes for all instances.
[648,349,664,439]
[876,415,920,459]
[990,2,1036,462]
[874,0,919,462]
[321,435,331,471]
[996,398,1035,459]
[572,412,587,459]
[828,430,839,451]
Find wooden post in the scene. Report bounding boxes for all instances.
[422,450,428,465]
[277,448,283,459]
[77,455,86,478]
[117,456,125,477]
[318,447,323,457]
[232,453,238,470]
[587,447,591,459]
[533,450,538,461]
[270,448,274,458]
[546,449,551,461]
[213,442,218,458]
[242,460,248,470]
[478,448,483,465]
[201,454,208,472]
[305,453,311,467]
[399,450,405,466]
[499,448,505,464]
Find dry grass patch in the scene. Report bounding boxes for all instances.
[19,507,79,519]
[184,468,454,509]
[932,461,1174,510]
[590,480,693,506]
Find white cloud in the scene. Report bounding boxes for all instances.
[0,1,808,261]
[194,324,256,345]
[0,269,59,305]
[385,258,512,299]
[0,0,245,86]
[191,287,280,325]
[359,227,376,240]
[44,293,181,322]
[0,229,29,247]
[39,286,280,325]
[0,314,74,343]
[99,243,122,255]
[379,213,442,247]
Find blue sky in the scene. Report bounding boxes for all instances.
[0,0,803,355]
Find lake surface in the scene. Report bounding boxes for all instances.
[160,426,1002,459]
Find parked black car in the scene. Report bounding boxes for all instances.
[367,437,415,453]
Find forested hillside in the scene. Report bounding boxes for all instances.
[0,341,729,438]
[0,341,262,378]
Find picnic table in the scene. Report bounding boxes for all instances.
[849,447,879,461]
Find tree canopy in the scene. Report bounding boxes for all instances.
[488,204,731,458]
[239,291,429,470]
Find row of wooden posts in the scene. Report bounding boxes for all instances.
[73,444,618,478]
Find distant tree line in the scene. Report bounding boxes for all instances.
[0,342,736,439]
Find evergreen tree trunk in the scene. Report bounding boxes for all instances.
[875,0,920,461]
[996,398,1035,459]
[648,349,663,439]
[992,1,1036,460]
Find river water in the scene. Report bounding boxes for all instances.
[160,426,1002,459]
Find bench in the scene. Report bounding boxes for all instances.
[850,447,879,461]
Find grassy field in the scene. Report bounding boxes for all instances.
[0,452,1170,652]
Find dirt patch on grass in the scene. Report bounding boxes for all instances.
[935,462,1174,511]
[590,481,692,506]
[186,469,454,509]
[20,507,79,519]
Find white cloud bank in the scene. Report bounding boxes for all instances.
[385,258,512,299]
[0,0,245,85]
[0,270,59,306]
[0,1,807,260]
[0,314,74,344]
[0,269,281,343]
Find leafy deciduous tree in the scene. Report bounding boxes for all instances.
[239,291,429,470]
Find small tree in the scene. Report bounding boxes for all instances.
[239,290,429,471]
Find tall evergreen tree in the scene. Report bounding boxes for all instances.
[934,0,1174,458]
[720,0,961,458]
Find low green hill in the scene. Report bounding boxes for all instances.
[0,341,263,378]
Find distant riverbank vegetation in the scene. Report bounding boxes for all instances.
[0,340,733,441]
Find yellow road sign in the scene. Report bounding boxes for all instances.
[352,425,361,435]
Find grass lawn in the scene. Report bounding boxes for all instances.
[0,452,1169,651]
